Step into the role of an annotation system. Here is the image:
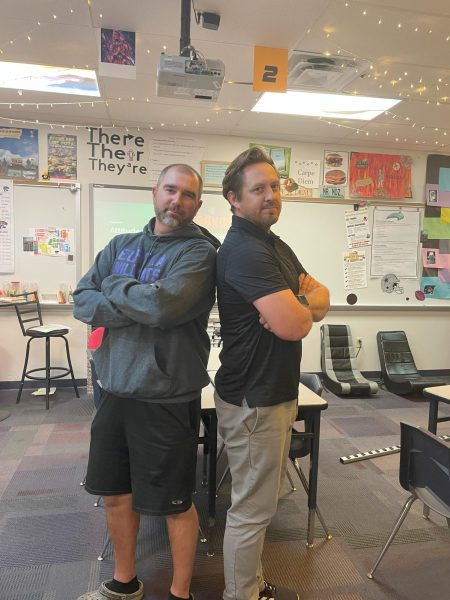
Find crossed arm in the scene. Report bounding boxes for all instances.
[254,273,330,342]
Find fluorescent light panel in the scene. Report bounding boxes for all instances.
[252,90,401,121]
[0,61,100,96]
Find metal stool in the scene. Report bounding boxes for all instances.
[14,294,79,409]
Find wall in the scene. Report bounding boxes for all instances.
[0,124,449,384]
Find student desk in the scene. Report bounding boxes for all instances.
[422,385,450,519]
[424,385,450,434]
[200,379,328,554]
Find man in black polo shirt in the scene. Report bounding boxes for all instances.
[215,147,330,600]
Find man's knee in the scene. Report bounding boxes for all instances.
[103,493,133,510]
[166,503,197,522]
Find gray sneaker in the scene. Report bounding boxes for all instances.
[77,579,144,600]
[259,581,299,600]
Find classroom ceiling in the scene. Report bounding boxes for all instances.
[1,0,450,152]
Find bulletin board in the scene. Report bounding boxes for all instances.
[0,182,80,296]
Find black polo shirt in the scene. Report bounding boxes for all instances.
[215,215,307,407]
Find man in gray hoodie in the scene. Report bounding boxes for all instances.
[74,164,217,600]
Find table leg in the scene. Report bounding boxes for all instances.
[424,398,439,519]
[207,411,217,557]
[306,411,321,548]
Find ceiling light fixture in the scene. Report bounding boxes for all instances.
[252,90,401,121]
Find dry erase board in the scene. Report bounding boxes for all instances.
[90,185,231,257]
[0,183,80,296]
[90,186,446,309]
[90,184,153,259]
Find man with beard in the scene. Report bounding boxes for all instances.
[74,164,218,600]
[215,147,330,600]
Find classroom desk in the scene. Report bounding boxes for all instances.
[422,385,450,519]
[200,379,328,553]
[424,385,450,434]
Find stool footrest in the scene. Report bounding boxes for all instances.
[25,366,71,381]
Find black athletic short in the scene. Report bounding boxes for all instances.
[85,391,201,515]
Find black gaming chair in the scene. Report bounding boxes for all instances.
[321,324,378,395]
[377,331,445,395]
[367,422,450,579]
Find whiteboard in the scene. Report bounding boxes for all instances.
[1,183,80,295]
[90,186,449,309]
[90,184,153,259]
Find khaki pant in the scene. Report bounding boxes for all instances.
[214,393,297,600]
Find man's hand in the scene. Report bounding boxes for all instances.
[259,313,273,332]
[299,273,321,294]
[298,273,330,322]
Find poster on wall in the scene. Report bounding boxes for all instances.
[98,28,136,79]
[349,152,412,199]
[32,227,74,256]
[370,207,420,277]
[323,150,349,187]
[0,179,14,273]
[0,127,38,181]
[280,159,320,198]
[420,154,450,299]
[249,143,291,178]
[47,134,77,179]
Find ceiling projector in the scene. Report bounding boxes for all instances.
[156,54,225,101]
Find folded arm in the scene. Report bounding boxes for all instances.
[298,273,330,322]
[100,244,216,328]
[73,244,135,328]
[254,289,313,341]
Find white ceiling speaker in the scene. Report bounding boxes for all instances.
[288,51,371,92]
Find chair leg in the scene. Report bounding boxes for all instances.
[45,337,51,410]
[291,458,332,540]
[63,336,79,398]
[367,495,416,579]
[17,338,32,404]
[286,467,297,492]
[216,465,230,495]
[198,522,207,543]
[98,532,112,561]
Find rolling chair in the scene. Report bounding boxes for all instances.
[377,331,445,395]
[321,324,378,395]
[367,422,450,579]
[14,293,79,410]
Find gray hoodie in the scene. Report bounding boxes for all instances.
[73,219,216,402]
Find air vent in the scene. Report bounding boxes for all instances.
[288,51,370,92]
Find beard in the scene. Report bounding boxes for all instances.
[155,208,186,229]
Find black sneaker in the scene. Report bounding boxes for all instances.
[258,581,299,600]
[167,593,194,600]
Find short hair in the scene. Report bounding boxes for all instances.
[157,163,203,197]
[222,147,278,202]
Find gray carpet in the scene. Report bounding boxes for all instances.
[1,382,450,600]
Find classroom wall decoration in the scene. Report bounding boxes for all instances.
[48,134,77,179]
[99,28,136,79]
[420,154,450,299]
[0,179,14,273]
[249,142,291,178]
[0,127,39,181]
[349,152,412,199]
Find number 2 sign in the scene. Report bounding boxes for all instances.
[253,46,288,92]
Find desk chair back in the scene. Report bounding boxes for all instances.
[399,422,450,517]
[368,422,450,579]
[321,324,378,395]
[376,331,445,395]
